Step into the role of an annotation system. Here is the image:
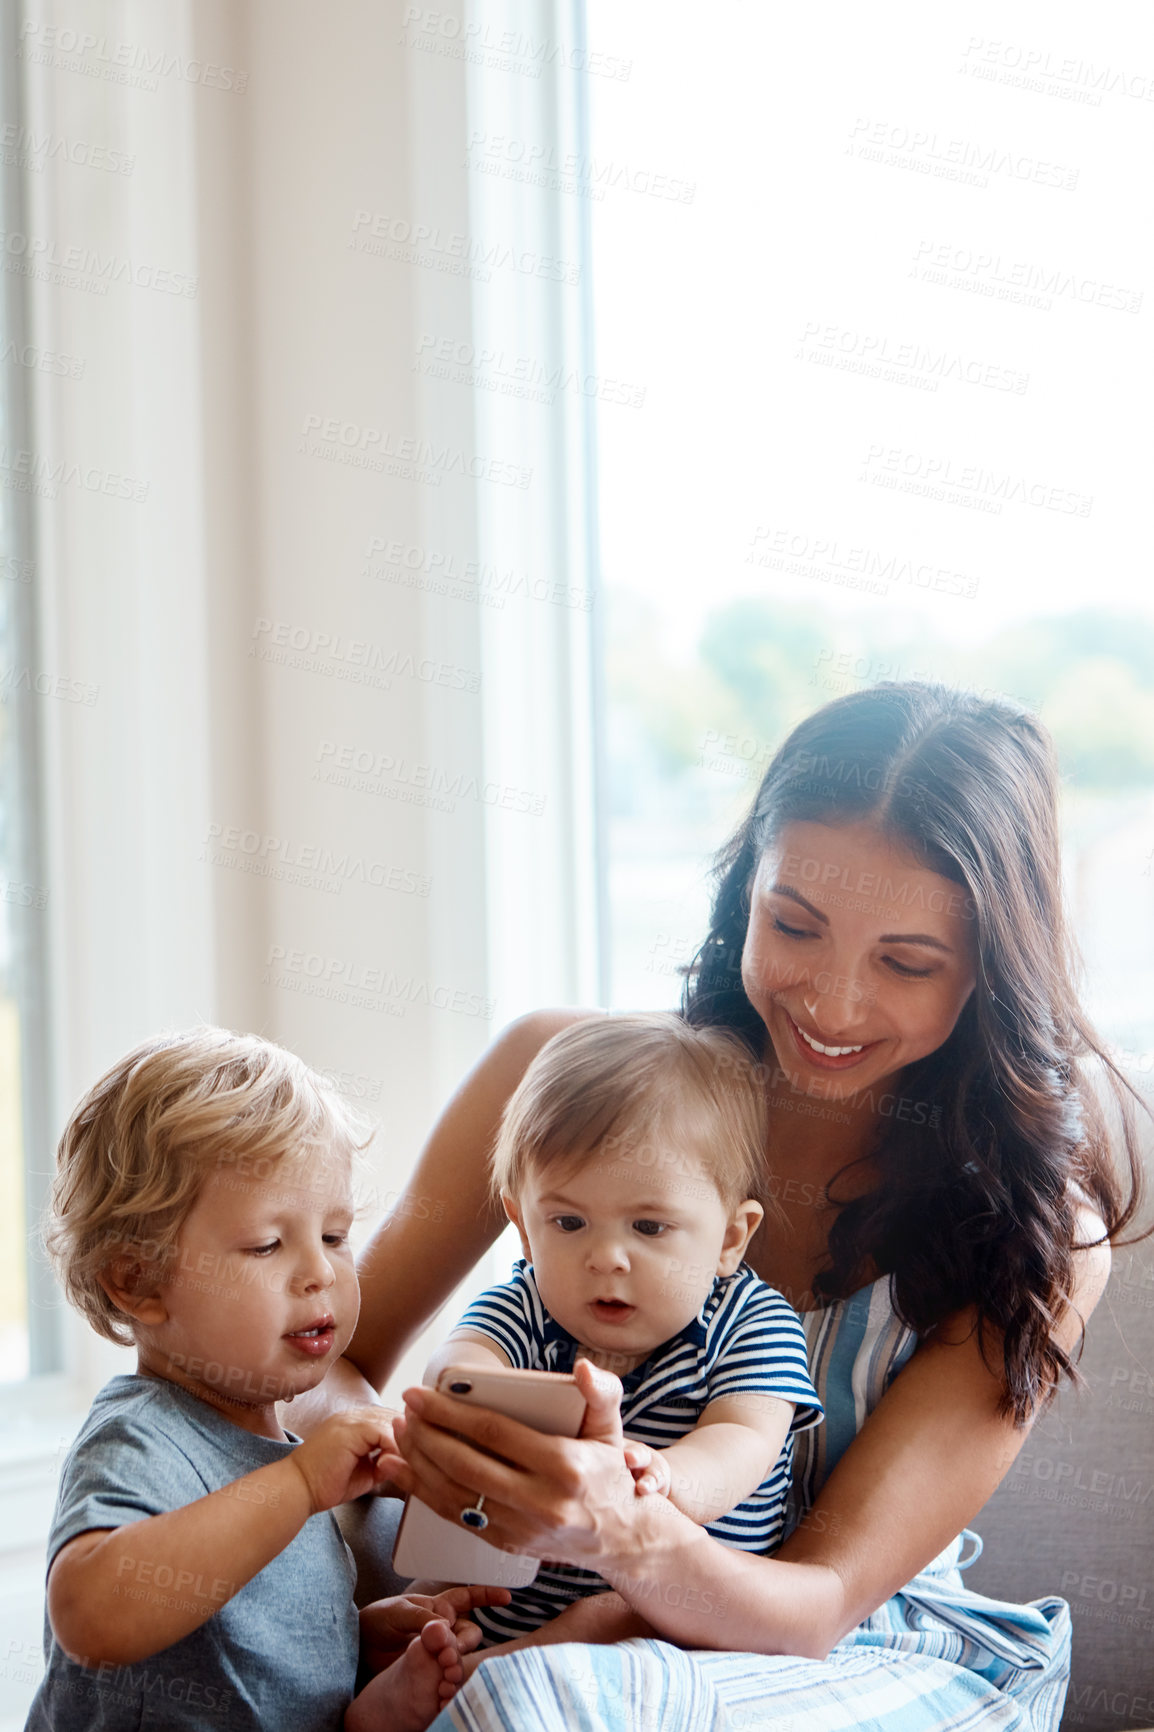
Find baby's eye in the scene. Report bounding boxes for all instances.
[322,1231,349,1246]
[553,1215,585,1233]
[248,1241,279,1256]
[632,1220,667,1237]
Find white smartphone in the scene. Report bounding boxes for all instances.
[391,1364,587,1587]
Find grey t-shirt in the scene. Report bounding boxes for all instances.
[25,1374,358,1731]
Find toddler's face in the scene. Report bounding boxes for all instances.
[505,1147,759,1374]
[138,1147,359,1428]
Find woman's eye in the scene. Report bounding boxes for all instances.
[554,1216,585,1233]
[771,917,811,939]
[633,1220,667,1237]
[884,957,935,979]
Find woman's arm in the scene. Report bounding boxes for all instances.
[383,1220,1112,1658]
[289,1009,600,1438]
[351,1009,600,1392]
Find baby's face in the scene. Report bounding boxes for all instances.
[139,1148,359,1428]
[506,1148,755,1374]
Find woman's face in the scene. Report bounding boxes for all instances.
[742,818,979,1102]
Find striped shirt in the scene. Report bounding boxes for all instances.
[456,1260,822,1643]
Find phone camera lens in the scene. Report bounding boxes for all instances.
[449,1380,472,1395]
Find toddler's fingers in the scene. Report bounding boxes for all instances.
[371,1450,410,1489]
[428,1585,501,1623]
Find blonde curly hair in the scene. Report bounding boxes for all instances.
[45,1026,371,1345]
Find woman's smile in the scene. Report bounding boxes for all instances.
[783,1009,884,1071]
[742,819,978,1099]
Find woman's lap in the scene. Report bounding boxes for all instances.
[427,1565,1072,1732]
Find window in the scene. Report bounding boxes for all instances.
[0,4,55,1384]
[586,5,1154,1075]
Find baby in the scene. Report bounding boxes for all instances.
[27,1027,504,1732]
[424,1013,823,1647]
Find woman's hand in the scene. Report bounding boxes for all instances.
[376,1359,642,1567]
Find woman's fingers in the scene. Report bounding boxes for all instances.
[396,1441,582,1557]
[572,1359,625,1445]
[398,1391,583,1515]
[390,1383,641,1566]
[391,1416,548,1551]
[402,1385,583,1479]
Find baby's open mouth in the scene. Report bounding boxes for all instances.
[590,1299,635,1322]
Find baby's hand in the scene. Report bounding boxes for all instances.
[290,1406,398,1513]
[623,1441,672,1498]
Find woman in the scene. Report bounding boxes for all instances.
[309,683,1146,1729]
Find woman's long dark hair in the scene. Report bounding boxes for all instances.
[683,681,1148,1422]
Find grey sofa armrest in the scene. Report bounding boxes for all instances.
[967,1234,1154,1732]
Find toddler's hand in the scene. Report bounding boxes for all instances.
[359,1585,511,1677]
[290,1407,398,1513]
[623,1441,672,1498]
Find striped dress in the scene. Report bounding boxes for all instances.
[455,1260,822,1643]
[429,1273,1071,1732]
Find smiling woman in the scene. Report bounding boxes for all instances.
[685,682,1139,1406]
[353,679,1147,1732]
[744,819,979,1082]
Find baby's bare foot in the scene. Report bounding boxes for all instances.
[345,1618,464,1732]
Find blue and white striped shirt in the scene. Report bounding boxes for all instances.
[455,1260,822,1642]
